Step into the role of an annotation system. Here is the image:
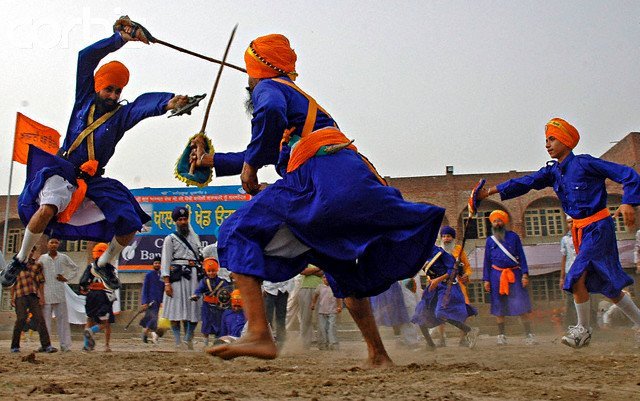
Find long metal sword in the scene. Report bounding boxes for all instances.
[189,24,238,174]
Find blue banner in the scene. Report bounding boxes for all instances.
[118,185,250,272]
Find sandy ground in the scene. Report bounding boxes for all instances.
[0,330,638,401]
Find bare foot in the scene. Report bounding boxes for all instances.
[363,352,395,369]
[206,333,277,360]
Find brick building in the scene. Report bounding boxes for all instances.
[2,132,639,311]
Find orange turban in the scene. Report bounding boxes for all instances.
[231,289,243,307]
[94,61,130,92]
[203,257,220,273]
[92,243,109,260]
[244,34,298,80]
[489,210,509,224]
[545,118,580,150]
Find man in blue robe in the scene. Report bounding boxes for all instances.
[197,34,445,366]
[478,118,640,348]
[482,210,536,346]
[1,22,189,291]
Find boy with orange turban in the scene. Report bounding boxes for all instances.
[1,19,190,292]
[191,257,233,346]
[219,289,247,339]
[478,118,640,348]
[482,210,537,346]
[79,242,115,352]
[202,34,445,367]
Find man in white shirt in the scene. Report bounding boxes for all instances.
[38,237,78,352]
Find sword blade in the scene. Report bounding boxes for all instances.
[153,38,246,73]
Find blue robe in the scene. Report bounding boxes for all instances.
[411,246,477,327]
[483,232,532,316]
[215,77,444,298]
[220,309,247,337]
[195,276,232,336]
[18,33,173,242]
[370,281,410,327]
[497,152,640,298]
[139,270,165,330]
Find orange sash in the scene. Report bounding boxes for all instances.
[571,208,610,254]
[287,128,358,172]
[492,265,517,295]
[203,295,218,304]
[88,282,106,291]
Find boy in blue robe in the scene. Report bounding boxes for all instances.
[220,290,247,339]
[198,34,445,366]
[1,19,189,291]
[478,118,640,348]
[191,258,233,346]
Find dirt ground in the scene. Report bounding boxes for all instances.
[0,330,638,401]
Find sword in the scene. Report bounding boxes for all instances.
[441,179,486,308]
[189,24,238,174]
[113,16,246,73]
[125,300,155,330]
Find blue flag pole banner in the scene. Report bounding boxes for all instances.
[118,185,250,272]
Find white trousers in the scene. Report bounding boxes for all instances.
[43,302,72,349]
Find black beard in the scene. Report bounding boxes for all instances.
[244,87,254,116]
[94,93,118,113]
[491,226,506,241]
[178,225,190,236]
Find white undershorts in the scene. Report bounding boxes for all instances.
[38,175,106,226]
[264,224,311,258]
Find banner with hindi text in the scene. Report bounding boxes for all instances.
[118,185,251,272]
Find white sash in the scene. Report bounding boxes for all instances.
[490,235,519,265]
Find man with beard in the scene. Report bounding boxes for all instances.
[161,206,202,350]
[1,20,189,292]
[482,210,537,346]
[191,34,445,366]
[478,118,640,349]
[437,225,474,347]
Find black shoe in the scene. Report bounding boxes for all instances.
[90,262,120,290]
[37,345,58,353]
[1,256,27,288]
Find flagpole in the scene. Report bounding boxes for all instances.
[2,113,19,258]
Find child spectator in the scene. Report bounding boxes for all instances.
[191,258,232,346]
[311,275,343,350]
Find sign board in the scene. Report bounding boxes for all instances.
[118,185,250,272]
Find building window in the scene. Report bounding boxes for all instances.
[6,228,25,254]
[466,281,490,304]
[60,240,89,253]
[524,208,565,237]
[463,211,492,239]
[119,283,142,311]
[608,206,627,233]
[529,271,563,302]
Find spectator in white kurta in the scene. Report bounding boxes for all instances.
[161,206,203,350]
[38,237,78,352]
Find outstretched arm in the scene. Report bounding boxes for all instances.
[478,166,554,202]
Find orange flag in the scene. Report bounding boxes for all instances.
[12,112,60,164]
